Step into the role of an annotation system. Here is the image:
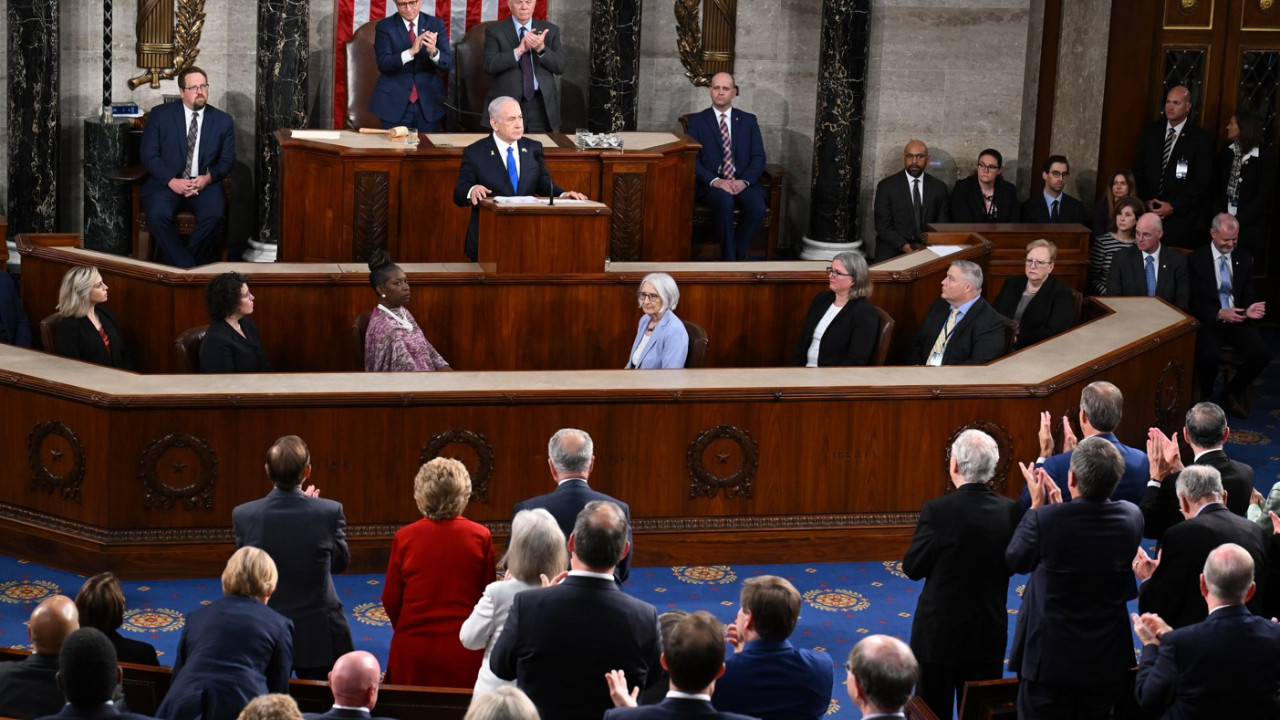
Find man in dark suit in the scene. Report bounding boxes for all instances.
[453,96,586,261]
[1141,402,1255,540]
[903,429,1022,719]
[232,435,353,680]
[34,628,154,720]
[949,148,1021,223]
[843,635,918,720]
[515,427,632,582]
[1133,543,1280,718]
[1132,85,1214,248]
[1188,213,1268,415]
[0,595,80,719]
[905,259,1006,365]
[711,576,832,720]
[1008,436,1145,720]
[1020,155,1088,224]
[684,72,768,261]
[483,0,564,132]
[491,500,662,720]
[139,66,235,268]
[368,0,453,131]
[0,271,32,347]
[1106,212,1190,311]
[1134,465,1270,629]
[302,651,393,720]
[874,139,949,262]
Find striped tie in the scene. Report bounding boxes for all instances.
[718,114,736,179]
[1159,127,1176,195]
[1219,254,1233,309]
[183,111,199,179]
[927,307,960,366]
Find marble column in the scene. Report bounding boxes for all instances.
[256,0,310,248]
[799,0,871,260]
[82,119,131,256]
[7,0,59,241]
[587,0,642,131]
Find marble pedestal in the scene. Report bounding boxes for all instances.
[82,117,132,256]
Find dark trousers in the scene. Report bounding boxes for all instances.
[386,100,441,132]
[918,660,1002,719]
[141,186,225,268]
[1196,320,1269,400]
[698,183,767,260]
[1017,677,1122,720]
[519,92,552,133]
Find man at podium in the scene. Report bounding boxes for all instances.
[453,96,587,262]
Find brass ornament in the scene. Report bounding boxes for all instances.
[1261,0,1275,12]
[1180,0,1198,10]
[675,0,709,86]
[129,0,207,90]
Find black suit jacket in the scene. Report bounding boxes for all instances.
[1187,243,1257,326]
[948,174,1021,223]
[514,479,632,582]
[605,697,759,720]
[53,307,134,370]
[35,705,157,720]
[1105,243,1190,311]
[489,575,662,720]
[873,171,949,261]
[233,486,353,669]
[303,709,394,720]
[1215,143,1276,252]
[0,653,65,720]
[198,317,271,373]
[905,297,1007,366]
[106,628,160,666]
[903,482,1023,665]
[452,135,561,261]
[991,274,1075,349]
[1140,449,1256,542]
[1020,192,1088,224]
[482,19,565,131]
[791,293,878,366]
[1133,120,1214,248]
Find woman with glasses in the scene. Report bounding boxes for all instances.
[1088,196,1144,296]
[1091,169,1137,239]
[53,266,135,369]
[992,239,1074,350]
[626,272,689,368]
[365,250,451,371]
[1214,108,1275,257]
[199,272,272,373]
[948,149,1022,223]
[792,251,878,366]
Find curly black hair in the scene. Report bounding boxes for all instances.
[205,272,250,320]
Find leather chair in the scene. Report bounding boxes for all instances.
[1069,288,1085,326]
[998,315,1018,357]
[344,21,384,130]
[870,305,896,366]
[107,165,233,264]
[172,325,209,373]
[38,312,61,353]
[682,319,708,368]
[677,113,788,261]
[352,311,371,370]
[452,20,499,131]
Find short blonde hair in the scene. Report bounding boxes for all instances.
[56,266,100,318]
[222,546,278,598]
[236,694,303,720]
[414,457,472,521]
[1026,238,1058,263]
[465,686,541,720]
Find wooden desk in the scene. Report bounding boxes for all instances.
[477,199,611,274]
[928,223,1091,297]
[276,130,698,264]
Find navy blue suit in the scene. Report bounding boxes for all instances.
[1187,243,1269,401]
[452,135,561,261]
[139,101,235,268]
[513,478,632,583]
[1020,192,1088,225]
[711,639,833,720]
[36,706,157,720]
[1020,432,1149,509]
[369,12,453,130]
[606,697,758,720]
[303,710,393,720]
[685,107,767,260]
[0,271,31,347]
[1106,242,1191,312]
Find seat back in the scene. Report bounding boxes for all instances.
[959,677,1018,720]
[353,311,372,370]
[345,22,383,130]
[998,314,1018,357]
[1069,287,1084,326]
[870,305,896,366]
[904,696,941,720]
[38,312,61,353]
[173,325,209,373]
[682,319,708,368]
[678,112,692,135]
[454,20,499,131]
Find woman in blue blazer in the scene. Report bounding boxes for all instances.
[626,272,689,369]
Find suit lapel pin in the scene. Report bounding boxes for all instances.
[521,147,527,153]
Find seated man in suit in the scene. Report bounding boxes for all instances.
[873,139,949,262]
[843,635,919,720]
[483,0,564,132]
[949,148,1021,223]
[139,66,235,268]
[302,651,392,720]
[1021,155,1087,224]
[0,270,32,347]
[904,259,1006,366]
[684,72,768,261]
[1133,543,1280,718]
[453,96,586,261]
[1132,85,1213,249]
[0,595,80,719]
[1105,212,1190,311]
[368,0,453,131]
[712,576,833,720]
[38,628,154,720]
[1188,213,1268,416]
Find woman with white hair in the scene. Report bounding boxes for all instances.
[625,272,689,369]
[52,266,134,369]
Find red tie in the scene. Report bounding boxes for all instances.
[407,21,419,104]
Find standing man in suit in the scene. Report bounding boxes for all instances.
[843,636,919,720]
[1008,436,1145,720]
[949,148,1021,223]
[302,651,392,720]
[1133,543,1280,718]
[903,429,1022,719]
[1188,213,1268,415]
[874,139,949,262]
[483,0,564,132]
[232,435,353,680]
[684,72,768,261]
[490,501,663,720]
[514,427,632,583]
[0,595,80,719]
[1105,212,1190,311]
[36,628,154,720]
[139,66,235,268]
[905,259,1007,366]
[369,0,453,131]
[453,96,586,261]
[1020,155,1088,224]
[1133,85,1214,248]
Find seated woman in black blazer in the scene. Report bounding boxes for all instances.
[992,239,1075,350]
[53,266,135,369]
[199,272,272,373]
[793,251,879,366]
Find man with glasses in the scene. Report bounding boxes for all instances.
[1021,155,1087,224]
[874,139,949,262]
[139,66,235,268]
[369,0,453,131]
[1106,212,1189,311]
[484,0,565,132]
[949,148,1021,223]
[1133,85,1213,248]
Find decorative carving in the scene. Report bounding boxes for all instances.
[420,430,495,504]
[687,425,758,499]
[352,171,389,262]
[674,0,736,85]
[609,173,646,261]
[128,0,206,89]
[1155,361,1184,433]
[674,0,708,85]
[1180,0,1198,10]
[1262,0,1275,13]
[942,421,1013,492]
[27,422,86,503]
[139,434,217,510]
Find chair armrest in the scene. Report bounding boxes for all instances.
[105,164,147,183]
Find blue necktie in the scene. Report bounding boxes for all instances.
[1219,254,1233,309]
[506,145,519,194]
[1145,255,1156,297]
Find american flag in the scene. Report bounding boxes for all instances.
[333,0,548,128]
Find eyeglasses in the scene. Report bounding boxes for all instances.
[1047,170,1070,178]
[183,83,210,93]
[826,266,853,278]
[636,292,661,302]
[977,162,1001,171]
[1025,258,1051,268]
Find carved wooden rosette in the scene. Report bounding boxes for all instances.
[1155,360,1184,434]
[420,430,495,504]
[139,433,217,510]
[942,421,1013,492]
[687,424,758,499]
[352,171,390,262]
[28,421,86,503]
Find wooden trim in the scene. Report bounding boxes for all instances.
[1031,0,1064,187]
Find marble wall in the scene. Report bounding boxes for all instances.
[0,0,8,211]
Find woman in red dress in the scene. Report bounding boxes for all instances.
[383,457,494,687]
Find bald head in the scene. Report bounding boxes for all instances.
[30,595,79,655]
[903,140,929,178]
[329,651,381,709]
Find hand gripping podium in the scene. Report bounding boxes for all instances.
[477,198,612,274]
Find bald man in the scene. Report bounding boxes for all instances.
[1133,85,1213,248]
[0,595,80,719]
[874,139,949,262]
[844,635,919,719]
[303,651,393,720]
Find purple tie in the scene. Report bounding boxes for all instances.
[519,27,535,101]
[718,114,736,179]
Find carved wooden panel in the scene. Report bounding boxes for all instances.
[420,429,495,504]
[139,434,218,511]
[1164,0,1214,29]
[609,173,646,261]
[28,421,85,503]
[352,171,389,262]
[687,424,757,499]
[1243,0,1280,28]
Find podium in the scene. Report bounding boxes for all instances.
[477,199,612,274]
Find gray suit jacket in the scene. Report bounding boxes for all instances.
[482,18,565,131]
